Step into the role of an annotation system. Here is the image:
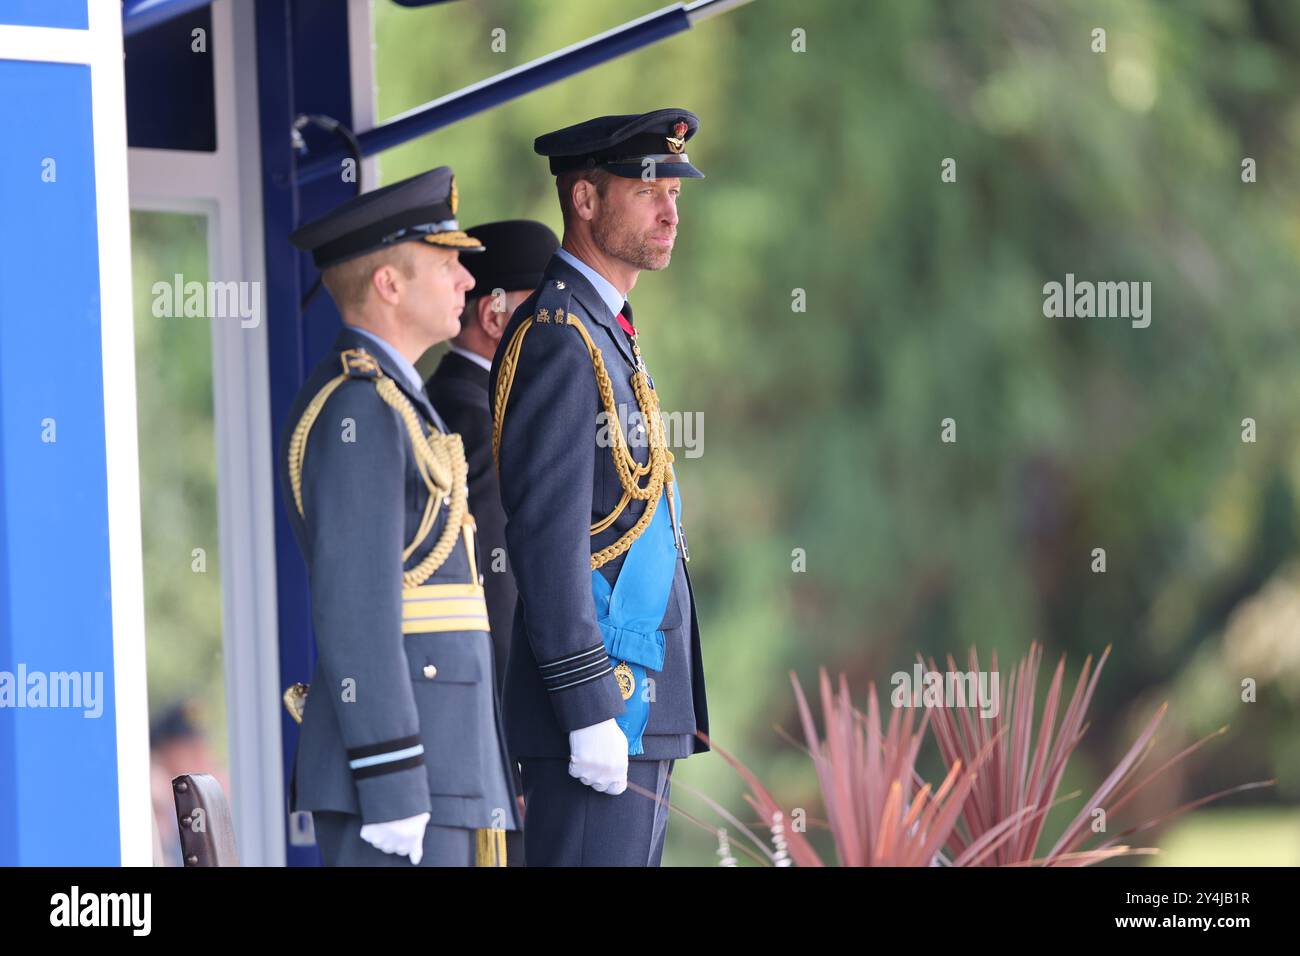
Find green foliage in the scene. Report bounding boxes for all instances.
[131,211,226,765]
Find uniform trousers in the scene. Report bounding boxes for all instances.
[518,757,674,867]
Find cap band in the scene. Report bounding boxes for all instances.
[605,153,690,166]
[381,219,461,243]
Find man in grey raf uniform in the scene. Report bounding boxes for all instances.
[279,166,520,866]
[489,109,711,866]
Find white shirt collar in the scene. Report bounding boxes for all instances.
[448,344,493,373]
[555,247,625,320]
[347,325,425,396]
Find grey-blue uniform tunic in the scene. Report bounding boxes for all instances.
[278,325,520,865]
[488,252,710,865]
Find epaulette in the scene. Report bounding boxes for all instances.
[339,347,382,378]
[531,277,575,326]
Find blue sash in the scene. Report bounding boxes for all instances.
[590,485,680,755]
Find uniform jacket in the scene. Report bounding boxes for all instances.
[425,349,516,694]
[277,326,520,831]
[488,252,710,761]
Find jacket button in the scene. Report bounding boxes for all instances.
[423,664,438,679]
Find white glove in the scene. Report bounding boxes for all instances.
[569,718,628,794]
[359,811,430,865]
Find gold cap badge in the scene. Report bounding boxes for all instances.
[666,120,688,154]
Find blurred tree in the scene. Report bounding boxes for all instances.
[367,0,1300,864]
[131,211,227,771]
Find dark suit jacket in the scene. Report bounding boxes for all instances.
[488,253,710,761]
[426,349,517,694]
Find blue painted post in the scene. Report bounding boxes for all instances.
[253,0,360,866]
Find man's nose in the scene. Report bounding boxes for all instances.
[659,198,678,226]
[457,261,475,292]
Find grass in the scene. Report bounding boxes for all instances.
[1148,807,1300,867]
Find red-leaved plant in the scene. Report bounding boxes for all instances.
[927,643,1273,866]
[651,644,1272,866]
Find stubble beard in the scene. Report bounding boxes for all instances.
[592,207,673,272]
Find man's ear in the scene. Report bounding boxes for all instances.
[478,293,509,338]
[571,177,599,222]
[370,262,402,306]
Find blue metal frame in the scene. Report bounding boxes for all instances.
[122,0,214,37]
[296,2,696,185]
[254,0,362,867]
[124,0,455,38]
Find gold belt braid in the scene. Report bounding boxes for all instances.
[492,311,675,571]
[400,521,486,633]
[476,827,506,866]
[286,352,471,587]
[400,580,489,634]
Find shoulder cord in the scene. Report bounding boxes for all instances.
[492,313,676,571]
[287,370,469,588]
